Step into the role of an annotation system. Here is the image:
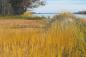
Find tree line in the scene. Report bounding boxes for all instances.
[0,0,45,15]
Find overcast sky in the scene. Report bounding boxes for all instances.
[33,0,86,13]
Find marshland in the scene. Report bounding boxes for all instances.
[0,0,86,57]
[0,12,86,57]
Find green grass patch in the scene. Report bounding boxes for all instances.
[0,15,47,20]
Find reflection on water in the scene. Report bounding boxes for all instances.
[33,14,56,18]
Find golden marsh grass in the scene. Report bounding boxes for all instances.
[0,13,86,57]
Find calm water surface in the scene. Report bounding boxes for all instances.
[34,14,86,19]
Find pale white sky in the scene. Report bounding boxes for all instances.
[33,0,86,13]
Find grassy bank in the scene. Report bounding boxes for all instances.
[0,15,47,20]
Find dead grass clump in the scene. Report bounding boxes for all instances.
[46,12,86,57]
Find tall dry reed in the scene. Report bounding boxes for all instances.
[0,13,85,57]
[45,13,86,57]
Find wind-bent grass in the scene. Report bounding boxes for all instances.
[0,13,85,57]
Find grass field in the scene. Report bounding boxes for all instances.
[0,15,46,20]
[0,13,86,57]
